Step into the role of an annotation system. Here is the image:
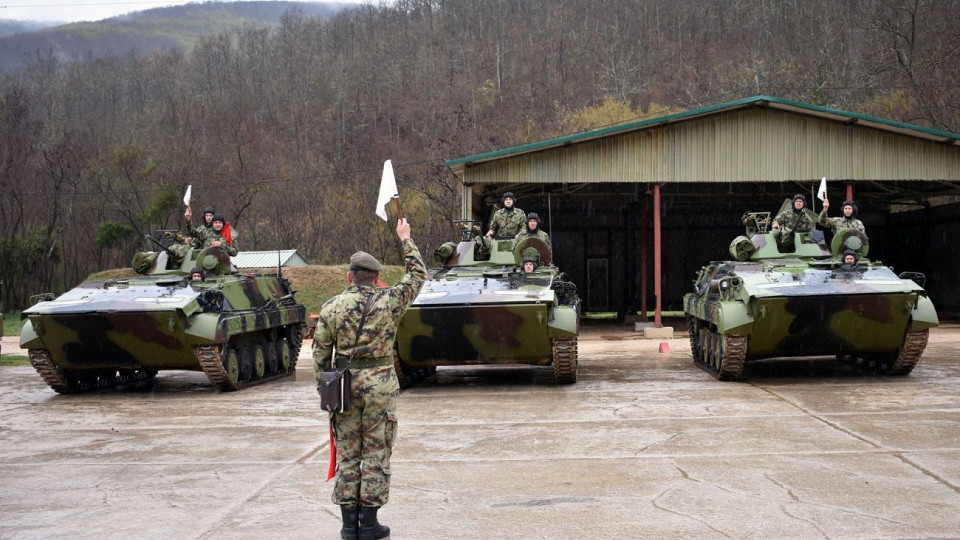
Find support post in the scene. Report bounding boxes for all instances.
[653,183,662,328]
[846,183,854,202]
[639,196,648,322]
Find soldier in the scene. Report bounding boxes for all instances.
[522,257,538,273]
[819,198,866,235]
[771,194,816,234]
[189,268,205,282]
[197,214,238,257]
[312,218,426,540]
[184,206,215,239]
[485,191,526,239]
[513,212,551,251]
[842,249,858,266]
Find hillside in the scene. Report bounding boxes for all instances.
[0,1,350,73]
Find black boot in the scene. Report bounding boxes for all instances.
[340,505,359,540]
[358,506,390,540]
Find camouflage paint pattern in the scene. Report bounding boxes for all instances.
[20,246,304,374]
[395,233,579,370]
[684,212,938,373]
[329,366,398,507]
[488,206,526,238]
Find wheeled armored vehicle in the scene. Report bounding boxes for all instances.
[683,207,938,380]
[20,234,306,393]
[393,221,581,387]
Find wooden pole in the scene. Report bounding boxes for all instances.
[394,197,403,220]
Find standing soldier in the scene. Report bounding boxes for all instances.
[819,199,866,235]
[513,212,552,251]
[312,218,426,540]
[485,191,526,238]
[771,194,817,250]
[184,206,216,239]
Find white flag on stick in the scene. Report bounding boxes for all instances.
[183,184,192,206]
[816,176,827,201]
[376,160,399,221]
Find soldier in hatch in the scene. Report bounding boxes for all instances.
[197,214,238,256]
[513,212,551,251]
[184,206,216,239]
[771,194,817,235]
[522,257,538,273]
[486,191,526,239]
[819,199,866,235]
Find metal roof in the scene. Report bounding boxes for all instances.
[445,95,960,177]
[231,250,309,268]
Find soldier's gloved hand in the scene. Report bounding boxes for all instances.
[485,230,494,237]
[397,218,411,241]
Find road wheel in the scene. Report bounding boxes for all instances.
[223,348,240,385]
[264,342,279,373]
[238,346,254,381]
[277,340,292,372]
[252,345,266,379]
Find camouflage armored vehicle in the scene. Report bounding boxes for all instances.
[393,221,581,387]
[683,205,938,380]
[20,234,306,393]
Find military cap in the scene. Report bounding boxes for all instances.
[211,214,226,224]
[189,267,206,279]
[501,191,516,204]
[526,212,540,221]
[842,199,858,215]
[350,251,383,272]
[202,207,215,216]
[522,256,538,270]
[792,194,806,204]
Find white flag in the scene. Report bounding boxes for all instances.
[183,184,192,206]
[376,160,399,221]
[816,177,827,201]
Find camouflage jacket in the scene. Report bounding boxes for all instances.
[488,207,526,238]
[194,228,239,256]
[312,238,426,373]
[514,228,552,250]
[773,208,816,235]
[186,221,212,241]
[818,210,866,234]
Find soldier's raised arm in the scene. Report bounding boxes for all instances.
[391,218,427,310]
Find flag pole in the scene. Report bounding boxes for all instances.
[394,198,403,220]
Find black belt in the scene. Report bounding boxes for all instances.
[334,355,394,369]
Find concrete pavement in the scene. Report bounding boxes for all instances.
[1,325,959,539]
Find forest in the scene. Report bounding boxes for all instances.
[1,0,958,309]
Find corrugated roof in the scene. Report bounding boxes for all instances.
[231,250,309,268]
[445,95,960,176]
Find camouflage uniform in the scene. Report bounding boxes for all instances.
[488,207,526,238]
[312,238,426,508]
[773,208,816,235]
[195,228,238,256]
[818,210,865,234]
[514,228,551,251]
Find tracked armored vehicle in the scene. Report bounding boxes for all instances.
[394,221,581,387]
[20,234,306,393]
[684,208,938,380]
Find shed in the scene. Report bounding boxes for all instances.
[446,95,960,321]
[231,250,309,269]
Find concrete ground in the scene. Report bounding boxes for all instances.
[1,325,959,540]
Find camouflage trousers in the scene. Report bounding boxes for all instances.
[330,366,399,507]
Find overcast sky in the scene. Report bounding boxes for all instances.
[1,0,372,24]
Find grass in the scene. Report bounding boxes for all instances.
[3,311,23,336]
[0,355,30,367]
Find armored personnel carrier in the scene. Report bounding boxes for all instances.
[394,221,581,387]
[683,206,938,380]
[20,234,306,393]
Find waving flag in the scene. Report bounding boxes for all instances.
[183,185,192,206]
[817,176,827,201]
[376,160,399,221]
